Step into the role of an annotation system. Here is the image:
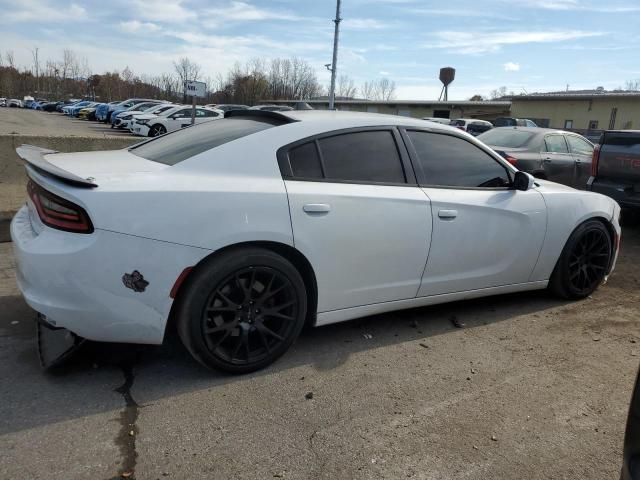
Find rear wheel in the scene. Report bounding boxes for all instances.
[149,124,166,137]
[177,248,307,373]
[549,220,612,299]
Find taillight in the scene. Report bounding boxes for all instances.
[504,154,518,166]
[27,180,94,233]
[497,150,518,166]
[591,144,601,176]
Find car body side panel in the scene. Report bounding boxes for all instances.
[529,180,619,281]
[285,181,432,312]
[11,205,210,344]
[418,188,547,296]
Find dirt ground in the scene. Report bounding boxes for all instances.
[0,107,136,137]
[1,223,639,479]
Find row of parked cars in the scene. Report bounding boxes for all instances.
[44,97,296,137]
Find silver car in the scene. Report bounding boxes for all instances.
[478,127,595,189]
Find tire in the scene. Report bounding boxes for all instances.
[176,247,308,374]
[549,219,612,299]
[149,124,166,137]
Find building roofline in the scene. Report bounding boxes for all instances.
[264,99,512,107]
[515,92,640,100]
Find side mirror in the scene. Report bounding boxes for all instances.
[514,171,535,191]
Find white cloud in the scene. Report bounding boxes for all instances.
[205,1,300,22]
[343,18,390,30]
[379,71,390,76]
[129,0,196,23]
[423,30,605,54]
[2,0,86,22]
[504,62,520,71]
[512,0,640,12]
[119,20,160,33]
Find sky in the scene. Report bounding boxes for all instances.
[0,0,639,100]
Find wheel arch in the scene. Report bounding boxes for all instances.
[165,240,318,339]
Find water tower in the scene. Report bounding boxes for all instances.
[438,67,455,101]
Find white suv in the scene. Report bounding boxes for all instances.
[131,106,224,137]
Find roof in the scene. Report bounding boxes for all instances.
[515,91,640,101]
[266,99,511,107]
[227,109,463,135]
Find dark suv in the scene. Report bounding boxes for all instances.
[588,130,640,210]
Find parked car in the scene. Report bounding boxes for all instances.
[12,110,621,373]
[249,104,294,111]
[119,103,177,131]
[622,365,640,480]
[0,97,6,107]
[95,101,121,121]
[23,96,35,108]
[493,117,538,127]
[78,105,100,121]
[450,118,493,136]
[106,98,162,123]
[62,100,92,116]
[41,101,63,112]
[588,130,640,211]
[478,127,595,189]
[422,117,451,125]
[205,104,249,112]
[7,99,23,108]
[130,106,223,137]
[111,101,166,128]
[56,99,81,113]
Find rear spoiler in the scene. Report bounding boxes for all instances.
[16,145,98,188]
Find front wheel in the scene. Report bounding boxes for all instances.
[149,124,166,137]
[549,220,612,299]
[176,248,307,374]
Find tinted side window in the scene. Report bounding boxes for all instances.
[289,142,323,178]
[407,131,510,188]
[544,135,569,153]
[566,135,593,156]
[318,131,406,183]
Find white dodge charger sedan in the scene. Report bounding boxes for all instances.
[11,111,621,373]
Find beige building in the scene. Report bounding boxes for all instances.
[269,99,511,121]
[510,92,640,132]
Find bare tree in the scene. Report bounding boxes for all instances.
[173,57,202,102]
[31,47,40,92]
[625,79,640,91]
[489,86,508,99]
[336,74,357,99]
[5,50,15,69]
[360,78,395,100]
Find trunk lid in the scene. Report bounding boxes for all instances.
[17,145,167,187]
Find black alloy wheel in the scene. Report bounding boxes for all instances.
[149,124,166,137]
[177,247,307,373]
[202,266,300,365]
[549,220,612,299]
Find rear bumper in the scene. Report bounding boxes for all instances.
[11,205,210,345]
[588,177,640,209]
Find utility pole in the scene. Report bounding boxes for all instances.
[328,0,342,110]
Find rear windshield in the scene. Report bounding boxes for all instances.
[477,129,535,148]
[130,117,283,165]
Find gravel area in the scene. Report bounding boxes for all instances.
[1,225,639,479]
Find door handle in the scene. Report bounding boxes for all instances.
[303,203,331,214]
[438,209,457,219]
[575,159,582,163]
[543,157,552,163]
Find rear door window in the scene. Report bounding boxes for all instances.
[566,135,594,156]
[284,130,407,184]
[544,135,569,153]
[319,131,406,183]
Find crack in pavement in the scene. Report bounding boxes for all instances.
[111,361,139,480]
